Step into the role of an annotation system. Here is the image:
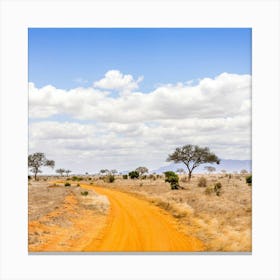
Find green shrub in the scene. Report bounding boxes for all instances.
[128,171,139,179]
[197,177,207,187]
[214,182,222,196]
[81,191,88,196]
[246,175,252,185]
[108,174,115,183]
[72,176,78,181]
[122,174,128,179]
[88,177,92,180]
[164,171,179,190]
[65,182,71,187]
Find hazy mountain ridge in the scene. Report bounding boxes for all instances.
[151,159,252,174]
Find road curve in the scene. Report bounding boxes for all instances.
[82,184,204,252]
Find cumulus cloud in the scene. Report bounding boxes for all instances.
[29,72,251,172]
[29,72,251,122]
[93,70,143,93]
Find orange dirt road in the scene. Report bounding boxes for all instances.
[82,184,205,252]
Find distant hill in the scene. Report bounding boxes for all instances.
[151,159,251,174]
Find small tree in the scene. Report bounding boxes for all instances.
[100,169,109,175]
[167,145,220,181]
[135,167,149,176]
[204,166,216,174]
[110,169,118,175]
[128,170,139,179]
[164,171,180,190]
[28,152,55,180]
[65,169,72,177]
[56,168,65,177]
[221,169,227,174]
[240,169,248,175]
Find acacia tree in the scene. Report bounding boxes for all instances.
[65,170,72,177]
[204,166,216,174]
[240,169,248,175]
[56,168,65,177]
[100,169,109,175]
[167,145,220,181]
[135,167,149,176]
[28,152,55,180]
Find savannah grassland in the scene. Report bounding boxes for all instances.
[28,173,251,252]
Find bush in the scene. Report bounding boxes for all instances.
[205,186,214,195]
[128,171,139,179]
[246,175,252,184]
[28,175,31,180]
[197,177,207,187]
[164,171,180,190]
[108,174,115,183]
[72,176,78,181]
[65,182,71,187]
[246,175,252,185]
[81,191,88,196]
[77,183,80,187]
[122,174,128,179]
[214,182,222,196]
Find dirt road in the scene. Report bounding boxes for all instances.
[82,184,204,252]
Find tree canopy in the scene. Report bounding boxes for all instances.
[28,152,55,180]
[167,145,220,180]
[56,168,65,176]
[135,166,149,176]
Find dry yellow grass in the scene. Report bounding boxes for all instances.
[92,173,251,252]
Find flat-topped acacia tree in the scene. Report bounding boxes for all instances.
[56,168,65,177]
[167,145,220,181]
[28,152,55,180]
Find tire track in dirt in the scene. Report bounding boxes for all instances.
[82,184,205,252]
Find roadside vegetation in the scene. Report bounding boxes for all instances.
[28,145,252,252]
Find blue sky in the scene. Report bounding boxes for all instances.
[28,28,251,173]
[29,28,251,92]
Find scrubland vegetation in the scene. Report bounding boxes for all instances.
[28,145,252,252]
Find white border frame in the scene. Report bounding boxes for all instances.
[0,0,279,279]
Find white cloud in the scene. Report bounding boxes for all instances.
[29,72,251,122]
[29,72,251,172]
[93,70,143,93]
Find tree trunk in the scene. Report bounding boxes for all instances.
[188,171,192,181]
[34,172,37,181]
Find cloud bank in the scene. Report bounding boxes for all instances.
[29,71,251,173]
